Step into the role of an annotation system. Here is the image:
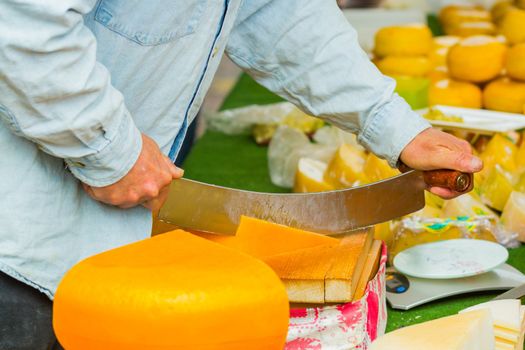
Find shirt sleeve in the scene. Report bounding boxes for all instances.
[226,0,431,167]
[0,0,142,187]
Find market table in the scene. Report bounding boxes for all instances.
[181,73,525,334]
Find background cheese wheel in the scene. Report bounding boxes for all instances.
[447,21,496,37]
[500,8,525,45]
[374,24,432,57]
[483,77,525,113]
[53,230,289,350]
[377,56,432,77]
[506,43,525,81]
[429,79,482,108]
[447,36,507,83]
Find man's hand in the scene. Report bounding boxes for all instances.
[400,128,483,199]
[82,134,183,211]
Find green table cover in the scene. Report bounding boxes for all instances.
[182,73,525,334]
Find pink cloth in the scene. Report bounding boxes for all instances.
[286,244,388,350]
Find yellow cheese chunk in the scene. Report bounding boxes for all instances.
[363,153,399,183]
[480,165,515,211]
[370,310,494,350]
[235,216,339,259]
[501,191,525,242]
[53,230,289,350]
[324,143,366,188]
[293,158,335,193]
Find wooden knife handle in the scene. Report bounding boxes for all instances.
[422,169,473,193]
[399,163,473,193]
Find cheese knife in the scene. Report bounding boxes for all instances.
[158,169,472,235]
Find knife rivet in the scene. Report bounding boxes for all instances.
[455,174,470,192]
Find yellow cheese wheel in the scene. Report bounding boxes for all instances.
[447,36,507,83]
[441,7,492,35]
[500,8,525,45]
[506,43,525,81]
[374,24,432,58]
[235,216,339,259]
[429,36,460,68]
[491,0,515,24]
[448,21,496,37]
[483,77,525,113]
[428,66,450,82]
[377,56,432,77]
[53,230,289,350]
[429,79,482,108]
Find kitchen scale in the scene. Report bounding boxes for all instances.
[386,264,525,310]
[386,239,525,310]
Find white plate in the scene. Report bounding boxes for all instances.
[416,105,525,135]
[393,239,509,279]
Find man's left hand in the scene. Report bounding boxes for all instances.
[399,128,483,199]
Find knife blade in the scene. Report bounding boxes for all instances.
[159,169,447,235]
[492,283,525,301]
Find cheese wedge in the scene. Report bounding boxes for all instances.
[324,143,366,188]
[370,310,494,350]
[293,157,335,193]
[236,216,339,259]
[352,240,382,301]
[53,230,290,350]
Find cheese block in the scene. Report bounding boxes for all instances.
[235,216,339,259]
[325,230,374,302]
[352,240,382,301]
[263,230,373,303]
[460,299,521,333]
[53,230,290,350]
[370,310,494,350]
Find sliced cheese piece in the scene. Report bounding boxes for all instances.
[495,335,516,349]
[53,230,290,350]
[352,240,382,301]
[370,310,495,350]
[325,230,374,303]
[263,244,337,304]
[494,328,520,343]
[460,299,521,333]
[235,216,339,259]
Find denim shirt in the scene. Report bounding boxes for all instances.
[0,0,430,298]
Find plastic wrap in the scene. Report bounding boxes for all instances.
[389,216,519,263]
[268,126,336,188]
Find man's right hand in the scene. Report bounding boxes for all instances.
[82,134,183,211]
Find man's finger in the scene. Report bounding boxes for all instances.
[163,156,184,178]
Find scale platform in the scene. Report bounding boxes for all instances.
[386,264,525,310]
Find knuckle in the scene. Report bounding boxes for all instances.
[142,182,160,198]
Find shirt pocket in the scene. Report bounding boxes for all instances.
[94,0,207,46]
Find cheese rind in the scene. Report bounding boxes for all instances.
[370,310,494,350]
